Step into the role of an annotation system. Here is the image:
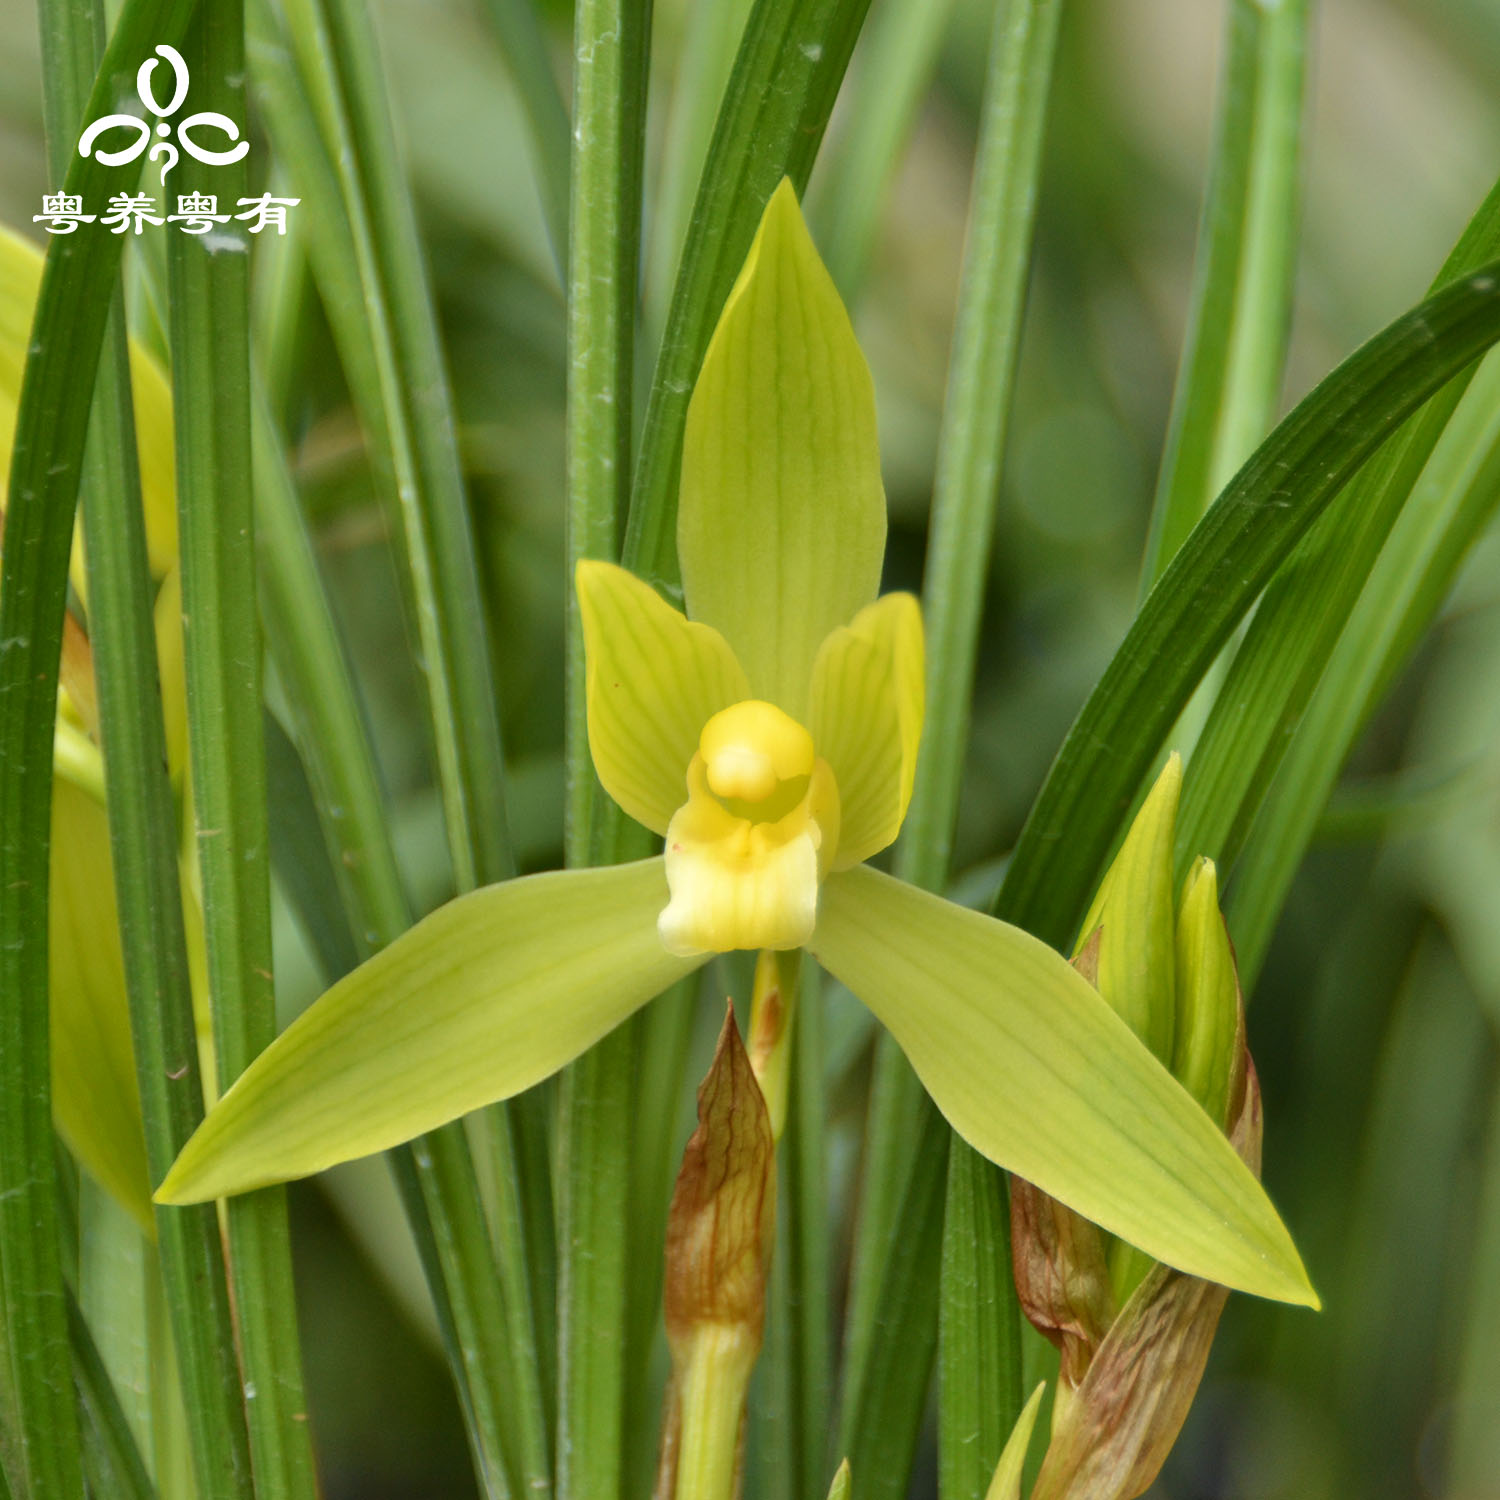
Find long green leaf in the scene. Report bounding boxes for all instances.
[478,0,571,271]
[839,1099,948,1500]
[254,4,552,1488]
[748,959,832,1500]
[165,7,318,1496]
[622,0,875,587]
[556,0,654,1493]
[1175,177,1500,896]
[278,0,514,893]
[252,394,516,1483]
[0,3,201,1497]
[938,1144,1018,1500]
[843,0,1061,1487]
[1140,0,1308,588]
[68,1293,155,1500]
[992,258,1500,951]
[809,0,959,302]
[1228,346,1500,979]
[641,0,753,337]
[1178,177,1500,875]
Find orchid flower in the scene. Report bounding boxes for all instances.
[156,183,1314,1308]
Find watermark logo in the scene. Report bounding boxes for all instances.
[79,44,247,183]
[32,44,297,238]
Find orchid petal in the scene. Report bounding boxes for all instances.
[579,559,749,834]
[809,591,924,868]
[157,859,703,1203]
[678,179,885,716]
[811,866,1317,1306]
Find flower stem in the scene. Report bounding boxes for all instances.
[673,1326,757,1500]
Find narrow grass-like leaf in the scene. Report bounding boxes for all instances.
[251,394,409,953]
[1449,1089,1500,1493]
[166,12,318,1497]
[264,713,362,983]
[1228,347,1500,980]
[557,1,654,1495]
[749,961,832,1500]
[938,1147,1018,1500]
[622,979,697,1494]
[68,1293,155,1500]
[79,302,256,1500]
[642,0,753,336]
[1176,178,1500,893]
[623,0,875,587]
[993,258,1500,951]
[1141,0,1308,587]
[787,963,832,1499]
[255,3,554,1487]
[563,0,651,859]
[838,1098,947,1500]
[1,3,198,1496]
[844,2,1061,1486]
[478,0,570,270]
[77,1184,151,1463]
[277,0,514,893]
[252,389,548,1499]
[809,0,959,301]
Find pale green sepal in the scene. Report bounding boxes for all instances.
[578,559,750,834]
[50,778,153,1232]
[678,178,886,717]
[984,1383,1047,1500]
[0,221,178,581]
[1077,753,1182,1064]
[812,867,1317,1307]
[1173,857,1239,1130]
[157,859,704,1203]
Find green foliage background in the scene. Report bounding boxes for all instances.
[3,0,1500,1496]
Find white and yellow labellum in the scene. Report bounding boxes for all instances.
[576,559,921,957]
[661,701,841,956]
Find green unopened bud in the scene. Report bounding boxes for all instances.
[986,1384,1047,1500]
[658,1004,776,1500]
[1173,857,1241,1130]
[1077,754,1181,1065]
[826,1459,852,1500]
[1013,821,1281,1500]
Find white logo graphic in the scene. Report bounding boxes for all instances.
[77,44,249,183]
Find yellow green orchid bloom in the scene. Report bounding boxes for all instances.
[1,221,181,1229]
[155,182,1314,1308]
